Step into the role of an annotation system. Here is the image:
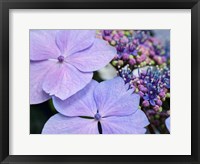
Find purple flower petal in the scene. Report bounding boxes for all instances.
[30,30,60,61]
[30,60,55,104]
[143,95,149,100]
[53,80,98,117]
[94,77,140,117]
[67,39,116,72]
[100,109,149,134]
[42,63,93,100]
[165,117,170,132]
[56,30,96,56]
[150,99,156,106]
[42,114,99,134]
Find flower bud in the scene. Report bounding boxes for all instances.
[142,100,149,107]
[158,107,163,112]
[118,60,124,66]
[122,53,129,60]
[129,55,134,59]
[159,91,165,98]
[166,93,170,98]
[124,31,130,36]
[112,35,120,42]
[111,60,118,66]
[118,30,124,37]
[110,40,116,46]
[153,105,159,112]
[139,91,144,97]
[129,58,136,66]
[156,99,162,106]
[103,36,112,42]
[138,85,148,92]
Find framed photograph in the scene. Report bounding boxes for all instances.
[1,0,199,163]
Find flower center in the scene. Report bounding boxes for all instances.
[94,113,101,121]
[57,55,65,63]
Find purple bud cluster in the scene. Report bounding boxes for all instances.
[99,29,170,133]
[101,30,169,69]
[118,65,170,131]
[119,66,170,107]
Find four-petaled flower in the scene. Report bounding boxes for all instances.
[143,85,158,106]
[42,77,149,134]
[30,30,116,104]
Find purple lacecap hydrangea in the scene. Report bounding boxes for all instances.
[118,66,170,108]
[101,30,169,69]
[118,65,170,132]
[30,30,116,104]
[42,77,149,134]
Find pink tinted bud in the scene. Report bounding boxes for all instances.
[103,36,112,42]
[154,56,163,65]
[136,57,143,63]
[142,100,150,107]
[153,55,158,61]
[112,35,120,42]
[139,91,144,97]
[118,30,124,37]
[122,53,129,60]
[129,58,136,65]
[118,60,124,66]
[140,79,144,84]
[153,105,160,112]
[156,99,162,106]
[145,58,151,64]
[159,91,165,98]
[138,85,148,92]
[140,54,146,61]
[150,50,155,57]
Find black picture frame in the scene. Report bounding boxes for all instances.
[0,0,199,163]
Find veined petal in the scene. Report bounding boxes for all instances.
[67,38,116,72]
[53,80,98,117]
[42,114,99,134]
[30,30,60,61]
[100,109,149,134]
[56,30,96,56]
[102,93,140,117]
[30,60,55,104]
[94,77,140,117]
[42,63,93,100]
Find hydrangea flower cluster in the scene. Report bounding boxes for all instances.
[100,30,170,133]
[30,30,151,134]
[117,65,170,132]
[101,30,169,69]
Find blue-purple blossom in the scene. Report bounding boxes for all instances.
[30,30,116,104]
[143,85,158,106]
[118,66,170,108]
[42,77,149,134]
